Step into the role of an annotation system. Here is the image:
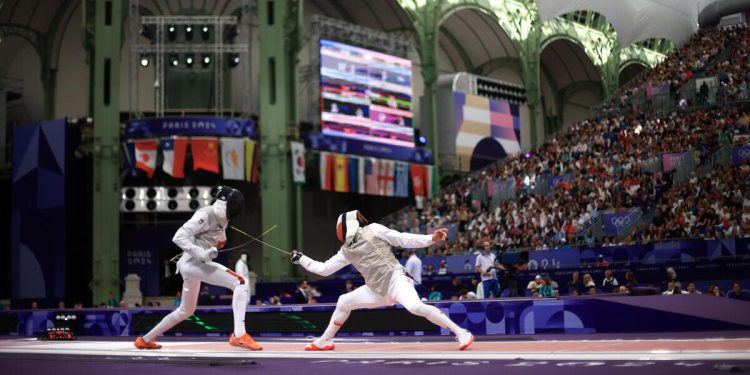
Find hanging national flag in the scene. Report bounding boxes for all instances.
[410,164,425,197]
[123,141,137,177]
[290,141,306,184]
[221,138,245,180]
[251,142,261,183]
[365,158,379,195]
[319,152,335,190]
[378,160,395,196]
[245,140,256,182]
[134,139,157,178]
[161,137,188,178]
[191,137,220,174]
[348,156,359,193]
[358,156,365,195]
[394,162,409,197]
[334,154,350,193]
[425,165,439,197]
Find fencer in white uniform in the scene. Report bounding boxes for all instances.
[134,186,262,351]
[289,210,474,351]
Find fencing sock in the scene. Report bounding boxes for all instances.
[320,307,349,342]
[233,284,249,337]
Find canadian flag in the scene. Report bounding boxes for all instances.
[134,139,157,178]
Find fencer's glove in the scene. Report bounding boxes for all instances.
[199,247,219,263]
[290,249,303,264]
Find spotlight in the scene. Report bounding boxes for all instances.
[124,201,136,211]
[201,54,211,67]
[210,187,219,197]
[168,200,178,210]
[185,25,193,41]
[201,25,210,41]
[125,188,136,199]
[146,201,157,211]
[139,55,149,67]
[167,188,178,198]
[169,54,179,67]
[167,25,176,41]
[185,54,194,68]
[146,188,157,199]
[228,53,240,68]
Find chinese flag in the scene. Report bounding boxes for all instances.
[191,137,219,174]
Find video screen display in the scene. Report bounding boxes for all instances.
[320,39,414,147]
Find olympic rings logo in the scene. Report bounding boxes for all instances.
[736,148,750,159]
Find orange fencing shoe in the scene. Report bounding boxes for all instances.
[304,339,335,351]
[229,333,263,350]
[134,336,162,350]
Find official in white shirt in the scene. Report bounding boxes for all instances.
[404,249,423,285]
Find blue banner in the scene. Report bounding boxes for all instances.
[120,226,180,296]
[732,145,750,165]
[304,133,433,164]
[125,117,257,139]
[602,209,641,236]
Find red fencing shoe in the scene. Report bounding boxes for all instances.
[305,338,335,351]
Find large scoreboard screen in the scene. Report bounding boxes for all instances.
[319,39,414,147]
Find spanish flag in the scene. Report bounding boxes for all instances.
[333,154,349,192]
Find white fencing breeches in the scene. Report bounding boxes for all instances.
[143,257,249,342]
[319,269,462,342]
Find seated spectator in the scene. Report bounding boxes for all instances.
[527,275,544,291]
[662,281,687,295]
[294,280,310,304]
[625,271,639,288]
[428,285,442,301]
[602,270,619,291]
[437,260,449,275]
[618,285,630,294]
[587,287,598,295]
[538,279,554,298]
[685,282,701,294]
[665,267,681,288]
[567,271,583,296]
[424,264,434,276]
[727,282,750,301]
[597,255,609,268]
[582,273,596,288]
[451,277,466,297]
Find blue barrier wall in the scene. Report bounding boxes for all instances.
[3,295,749,337]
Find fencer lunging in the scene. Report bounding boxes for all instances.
[289,210,474,351]
[134,186,262,351]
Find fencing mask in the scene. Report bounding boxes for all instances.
[216,186,244,219]
[336,210,368,246]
